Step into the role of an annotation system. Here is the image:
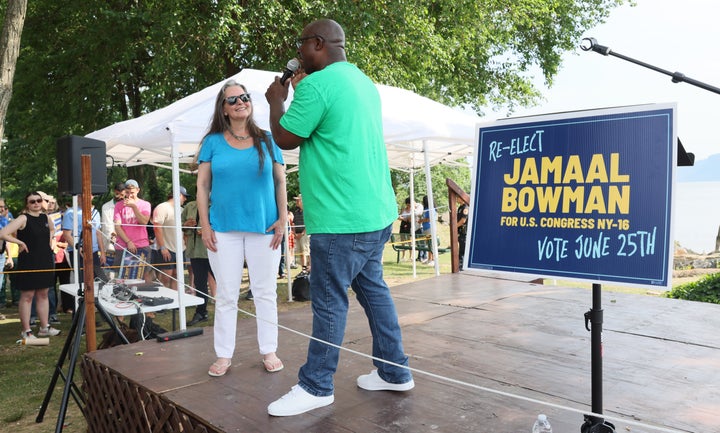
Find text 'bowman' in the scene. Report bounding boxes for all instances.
[502,153,630,214]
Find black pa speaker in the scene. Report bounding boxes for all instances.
[56,135,108,195]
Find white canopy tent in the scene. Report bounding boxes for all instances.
[87,68,481,327]
[90,69,479,170]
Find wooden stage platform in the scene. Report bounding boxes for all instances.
[82,273,720,432]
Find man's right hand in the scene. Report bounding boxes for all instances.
[265,76,291,105]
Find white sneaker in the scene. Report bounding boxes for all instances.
[426,260,434,266]
[267,385,334,416]
[38,326,61,337]
[21,330,37,339]
[357,369,415,391]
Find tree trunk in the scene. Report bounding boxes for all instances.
[0,0,28,193]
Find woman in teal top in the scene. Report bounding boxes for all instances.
[196,80,287,377]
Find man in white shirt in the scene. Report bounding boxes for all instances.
[152,186,188,289]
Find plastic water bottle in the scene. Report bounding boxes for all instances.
[532,414,553,433]
[18,337,50,346]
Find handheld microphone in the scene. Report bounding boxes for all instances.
[280,58,300,84]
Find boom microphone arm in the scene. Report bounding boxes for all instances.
[581,37,720,95]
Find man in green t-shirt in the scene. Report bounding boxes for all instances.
[266,18,414,417]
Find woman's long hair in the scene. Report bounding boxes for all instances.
[194,80,273,173]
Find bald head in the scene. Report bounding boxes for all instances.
[307,19,345,46]
[299,19,346,71]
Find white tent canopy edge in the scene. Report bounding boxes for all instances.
[90,69,480,169]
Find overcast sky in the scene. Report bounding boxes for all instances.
[484,0,720,161]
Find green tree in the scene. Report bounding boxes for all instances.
[1,0,627,206]
[0,0,27,197]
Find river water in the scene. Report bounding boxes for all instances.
[674,181,720,254]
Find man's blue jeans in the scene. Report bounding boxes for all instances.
[298,224,412,396]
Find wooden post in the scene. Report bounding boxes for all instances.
[446,178,471,273]
[81,155,97,351]
[448,188,459,273]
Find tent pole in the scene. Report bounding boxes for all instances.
[170,135,187,329]
[71,195,80,285]
[423,141,440,276]
[285,221,292,302]
[409,155,417,278]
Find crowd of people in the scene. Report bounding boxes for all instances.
[0,180,310,337]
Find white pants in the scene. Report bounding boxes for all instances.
[208,231,281,358]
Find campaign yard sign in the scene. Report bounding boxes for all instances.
[466,104,676,288]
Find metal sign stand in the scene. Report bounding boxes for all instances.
[581,283,615,433]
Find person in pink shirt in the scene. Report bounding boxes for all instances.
[113,179,153,282]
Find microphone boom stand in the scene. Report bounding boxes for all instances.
[581,37,720,95]
[578,37,709,433]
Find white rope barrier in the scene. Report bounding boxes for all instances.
[93,222,683,433]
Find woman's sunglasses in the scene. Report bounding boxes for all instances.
[225,93,251,106]
[27,199,44,205]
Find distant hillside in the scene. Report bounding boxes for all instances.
[676,153,720,182]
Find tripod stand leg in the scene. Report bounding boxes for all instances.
[36,299,86,427]
[53,303,88,433]
[36,294,135,430]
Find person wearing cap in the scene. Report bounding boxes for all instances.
[46,194,70,315]
[113,179,153,283]
[196,79,286,377]
[48,195,73,316]
[152,186,189,290]
[36,190,51,202]
[101,182,126,271]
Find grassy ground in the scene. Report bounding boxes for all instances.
[0,223,697,432]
